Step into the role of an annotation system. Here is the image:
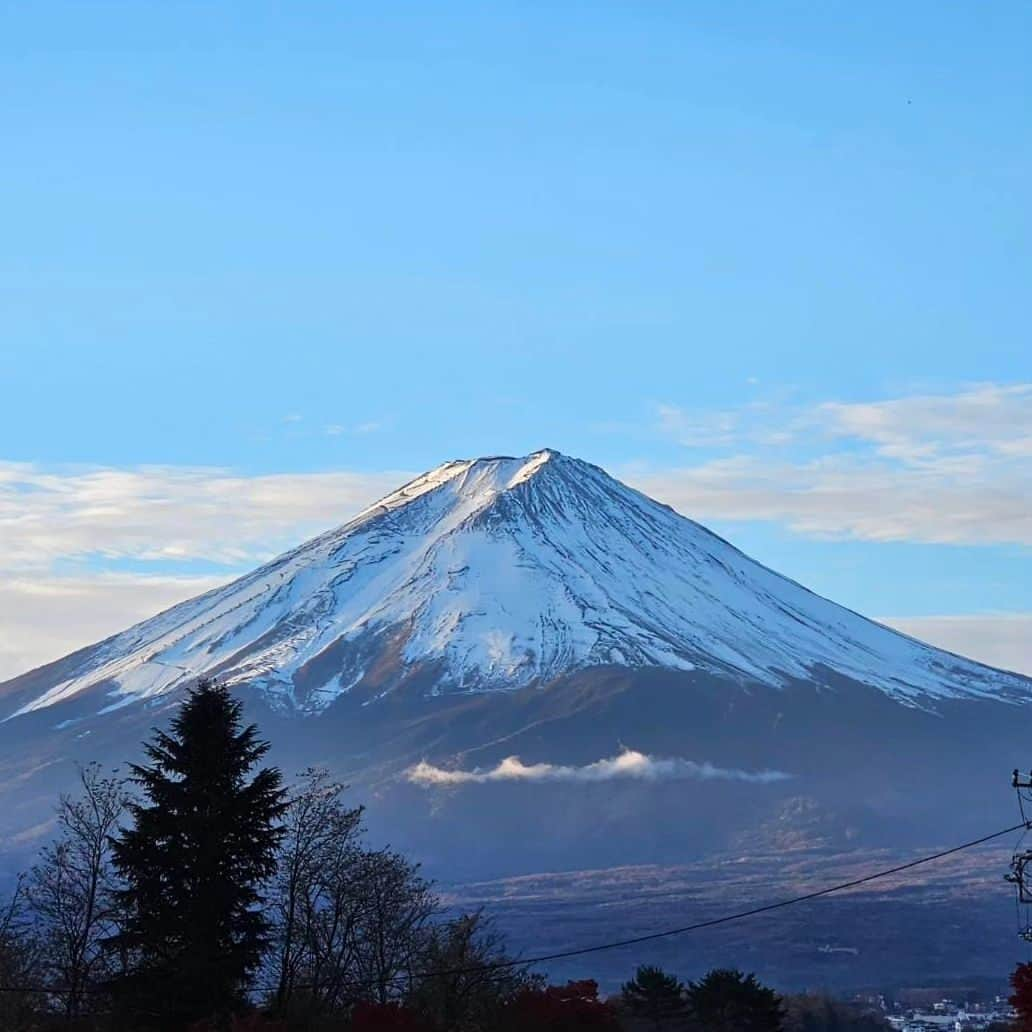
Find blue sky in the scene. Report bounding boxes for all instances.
[1,2,1030,677]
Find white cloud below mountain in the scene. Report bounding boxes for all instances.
[406,749,793,786]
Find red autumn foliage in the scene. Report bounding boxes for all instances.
[1012,963,1032,1032]
[502,978,621,1030]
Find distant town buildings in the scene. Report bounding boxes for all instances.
[883,994,1014,1031]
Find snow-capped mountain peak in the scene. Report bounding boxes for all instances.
[5,449,1030,721]
[347,449,562,528]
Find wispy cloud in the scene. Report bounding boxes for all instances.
[0,573,227,681]
[655,400,795,448]
[655,403,743,447]
[406,749,792,786]
[630,454,1032,545]
[0,463,408,572]
[881,613,1032,678]
[0,463,407,679]
[641,383,1032,546]
[655,383,1032,461]
[820,384,1032,462]
[324,420,388,437]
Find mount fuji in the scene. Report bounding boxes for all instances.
[3,449,1028,726]
[2,450,1031,988]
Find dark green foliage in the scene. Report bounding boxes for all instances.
[108,679,287,1030]
[686,968,784,1032]
[621,964,688,1029]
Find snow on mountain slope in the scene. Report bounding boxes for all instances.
[5,449,1030,721]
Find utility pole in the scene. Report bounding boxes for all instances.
[1008,771,1032,940]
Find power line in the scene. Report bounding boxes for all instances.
[2,820,1025,996]
[441,819,1029,974]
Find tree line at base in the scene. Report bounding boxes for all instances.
[0,680,1019,1031]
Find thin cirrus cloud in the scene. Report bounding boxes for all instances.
[324,421,387,437]
[881,614,1032,680]
[638,383,1032,547]
[0,462,407,679]
[657,383,1032,459]
[819,383,1032,461]
[406,749,793,787]
[0,573,227,683]
[0,462,408,572]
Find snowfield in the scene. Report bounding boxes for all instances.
[7,449,1031,720]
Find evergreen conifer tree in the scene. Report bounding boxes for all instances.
[109,679,286,1029]
[686,968,784,1032]
[621,964,688,1029]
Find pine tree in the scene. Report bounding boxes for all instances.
[621,964,688,1029]
[109,679,287,1030]
[686,968,784,1032]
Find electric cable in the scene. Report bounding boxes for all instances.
[0,819,1025,996]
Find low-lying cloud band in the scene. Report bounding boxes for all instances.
[405,749,792,786]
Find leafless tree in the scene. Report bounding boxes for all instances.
[405,909,538,1032]
[267,770,438,1021]
[269,767,364,1014]
[0,875,43,1030]
[25,762,129,1022]
[353,846,437,1005]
